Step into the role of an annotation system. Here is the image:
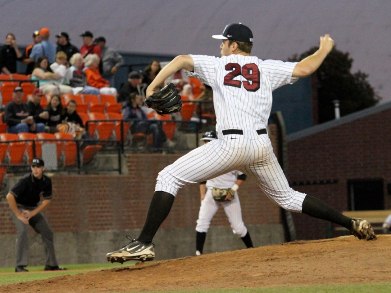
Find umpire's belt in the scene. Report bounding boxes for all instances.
[222,129,267,135]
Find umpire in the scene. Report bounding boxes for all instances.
[6,158,64,272]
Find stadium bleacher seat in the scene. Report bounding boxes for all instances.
[83,94,105,113]
[0,133,26,165]
[18,132,37,164]
[87,112,115,140]
[54,132,78,167]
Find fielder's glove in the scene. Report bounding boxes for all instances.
[145,83,182,115]
[211,187,235,202]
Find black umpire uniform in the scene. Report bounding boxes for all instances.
[6,158,63,272]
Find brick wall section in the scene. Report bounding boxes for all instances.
[287,107,391,239]
[0,151,282,235]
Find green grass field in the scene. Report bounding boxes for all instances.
[0,263,390,292]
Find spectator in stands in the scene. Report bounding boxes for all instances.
[58,100,85,139]
[31,56,72,95]
[65,53,100,95]
[29,27,56,64]
[23,30,41,75]
[45,95,63,133]
[0,33,22,74]
[49,51,69,85]
[5,87,45,133]
[26,88,49,124]
[84,54,117,96]
[123,93,166,151]
[94,36,124,86]
[180,83,194,101]
[79,31,101,59]
[55,32,79,61]
[142,59,161,86]
[6,158,65,272]
[118,71,146,105]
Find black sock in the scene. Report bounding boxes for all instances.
[138,191,175,244]
[302,195,352,230]
[196,232,207,253]
[241,232,254,248]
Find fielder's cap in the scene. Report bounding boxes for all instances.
[31,158,44,167]
[212,23,253,43]
[56,32,69,40]
[80,31,93,38]
[39,27,50,37]
[128,71,141,79]
[14,86,23,93]
[201,130,217,141]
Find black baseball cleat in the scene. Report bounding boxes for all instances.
[44,265,67,271]
[106,238,155,263]
[351,218,377,240]
[15,266,28,273]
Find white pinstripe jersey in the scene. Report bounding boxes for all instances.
[190,54,297,133]
[205,170,243,189]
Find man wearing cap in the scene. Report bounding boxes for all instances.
[6,158,65,272]
[118,71,146,104]
[94,36,124,86]
[5,87,45,133]
[56,32,79,61]
[23,31,41,74]
[79,31,101,59]
[107,23,376,263]
[195,130,253,256]
[29,27,56,64]
[26,88,49,124]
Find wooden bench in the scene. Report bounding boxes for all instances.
[332,209,391,236]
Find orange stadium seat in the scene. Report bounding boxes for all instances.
[11,74,29,81]
[35,133,62,161]
[83,94,105,112]
[87,112,115,140]
[180,102,196,121]
[81,144,102,165]
[0,82,18,105]
[54,132,78,167]
[21,83,37,102]
[63,94,88,113]
[0,74,12,81]
[106,112,129,142]
[0,133,26,165]
[101,94,122,113]
[157,114,176,141]
[18,132,37,164]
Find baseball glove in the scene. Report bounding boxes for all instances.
[211,187,235,202]
[145,83,182,115]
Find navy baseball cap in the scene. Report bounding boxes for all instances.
[32,158,44,167]
[201,130,217,141]
[212,23,253,43]
[80,31,93,38]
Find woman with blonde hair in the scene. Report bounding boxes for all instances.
[84,54,117,96]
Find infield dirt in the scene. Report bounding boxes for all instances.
[2,235,391,292]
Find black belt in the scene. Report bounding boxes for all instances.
[222,129,267,135]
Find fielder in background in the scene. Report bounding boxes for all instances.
[107,23,376,264]
[6,158,65,272]
[196,130,253,255]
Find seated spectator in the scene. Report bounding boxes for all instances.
[31,57,72,95]
[79,31,101,58]
[83,54,117,96]
[142,59,161,86]
[5,87,45,133]
[118,71,146,105]
[0,33,22,74]
[180,83,194,101]
[65,53,99,95]
[55,32,79,61]
[123,93,166,151]
[45,95,63,133]
[50,51,69,85]
[58,99,85,139]
[26,88,49,124]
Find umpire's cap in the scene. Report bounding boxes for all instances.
[31,158,44,167]
[212,23,253,43]
[201,130,217,141]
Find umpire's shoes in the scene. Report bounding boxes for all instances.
[44,265,66,271]
[351,218,377,240]
[106,239,155,263]
[15,266,28,273]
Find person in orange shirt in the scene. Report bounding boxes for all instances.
[83,54,117,96]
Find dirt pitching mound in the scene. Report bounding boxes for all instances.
[2,235,391,292]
